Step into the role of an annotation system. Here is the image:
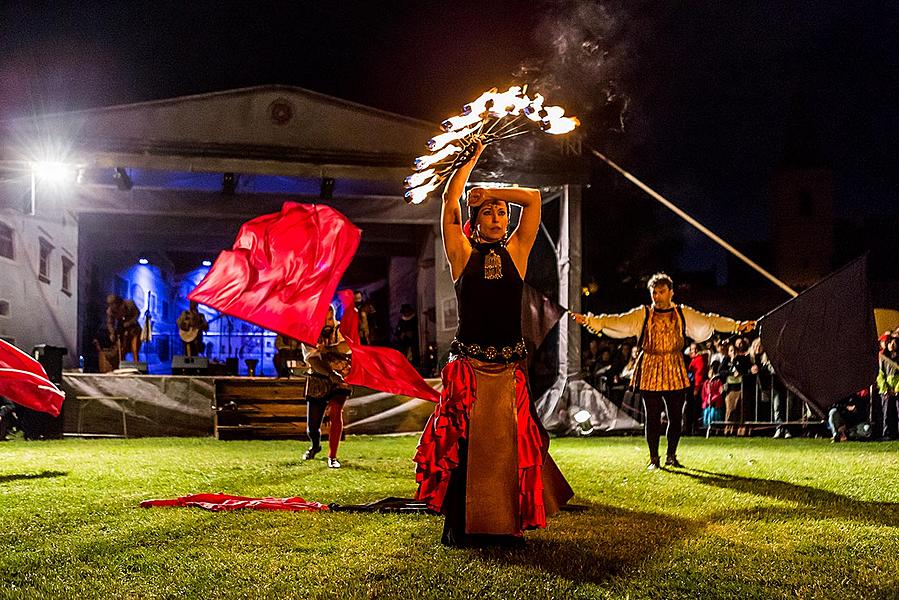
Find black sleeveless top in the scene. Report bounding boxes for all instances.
[453,241,526,362]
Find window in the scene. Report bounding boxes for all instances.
[38,238,54,283]
[0,222,12,259]
[0,300,9,317]
[61,257,75,295]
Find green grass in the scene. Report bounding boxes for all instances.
[2,435,899,599]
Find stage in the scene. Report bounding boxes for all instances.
[61,373,442,439]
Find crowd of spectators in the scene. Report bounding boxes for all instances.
[581,327,899,441]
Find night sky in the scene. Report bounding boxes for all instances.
[3,1,897,287]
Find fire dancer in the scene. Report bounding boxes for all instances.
[414,141,571,547]
[570,273,754,470]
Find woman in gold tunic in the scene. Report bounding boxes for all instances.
[571,273,754,469]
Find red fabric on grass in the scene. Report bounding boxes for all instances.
[140,493,329,512]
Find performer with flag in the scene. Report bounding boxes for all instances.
[301,305,352,468]
[571,273,754,470]
[413,141,571,547]
[189,202,438,404]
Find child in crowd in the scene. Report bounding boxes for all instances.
[701,360,725,430]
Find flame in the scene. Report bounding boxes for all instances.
[524,93,545,121]
[405,176,442,204]
[544,116,581,135]
[441,112,483,132]
[541,105,566,121]
[462,87,499,116]
[427,123,479,152]
[404,168,436,189]
[486,86,524,118]
[406,87,579,203]
[414,144,462,170]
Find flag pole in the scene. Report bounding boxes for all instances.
[590,148,799,299]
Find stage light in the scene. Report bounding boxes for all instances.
[320,177,335,200]
[76,168,86,185]
[31,161,73,184]
[201,260,212,267]
[138,258,149,265]
[114,167,133,191]
[222,172,237,195]
[573,409,594,436]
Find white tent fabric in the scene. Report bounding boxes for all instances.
[536,378,641,435]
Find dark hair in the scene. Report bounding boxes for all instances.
[467,198,509,234]
[647,272,674,291]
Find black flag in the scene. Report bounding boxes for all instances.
[521,282,566,364]
[759,256,878,417]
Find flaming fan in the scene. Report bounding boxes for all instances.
[404,85,580,204]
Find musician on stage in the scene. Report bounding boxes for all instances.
[177,300,209,357]
[107,294,143,362]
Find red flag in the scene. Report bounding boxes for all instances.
[0,340,65,416]
[189,203,360,344]
[336,290,439,402]
[140,492,328,512]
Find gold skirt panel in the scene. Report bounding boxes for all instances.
[465,359,520,535]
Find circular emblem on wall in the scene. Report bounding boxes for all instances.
[268,98,294,126]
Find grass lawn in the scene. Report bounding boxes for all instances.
[2,434,899,599]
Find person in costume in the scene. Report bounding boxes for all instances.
[571,273,754,469]
[176,300,208,357]
[302,306,352,468]
[414,141,572,547]
[107,294,143,362]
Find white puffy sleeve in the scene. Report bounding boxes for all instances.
[682,305,741,342]
[583,306,646,339]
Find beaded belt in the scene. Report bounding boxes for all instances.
[451,338,527,363]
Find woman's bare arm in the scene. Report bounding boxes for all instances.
[441,142,483,281]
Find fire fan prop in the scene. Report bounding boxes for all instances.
[404,85,580,204]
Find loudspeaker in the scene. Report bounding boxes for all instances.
[172,355,209,375]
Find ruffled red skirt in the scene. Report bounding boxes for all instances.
[413,357,549,531]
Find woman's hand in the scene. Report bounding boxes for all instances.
[466,186,492,208]
[737,320,756,333]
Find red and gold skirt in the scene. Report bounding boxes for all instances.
[414,357,569,533]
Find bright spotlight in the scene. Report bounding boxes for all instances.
[573,409,594,436]
[201,260,212,267]
[138,258,149,265]
[31,161,73,183]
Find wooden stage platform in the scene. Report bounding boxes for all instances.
[61,373,441,439]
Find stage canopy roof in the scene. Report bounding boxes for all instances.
[0,84,589,263]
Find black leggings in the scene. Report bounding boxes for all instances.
[441,439,469,546]
[641,389,688,459]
